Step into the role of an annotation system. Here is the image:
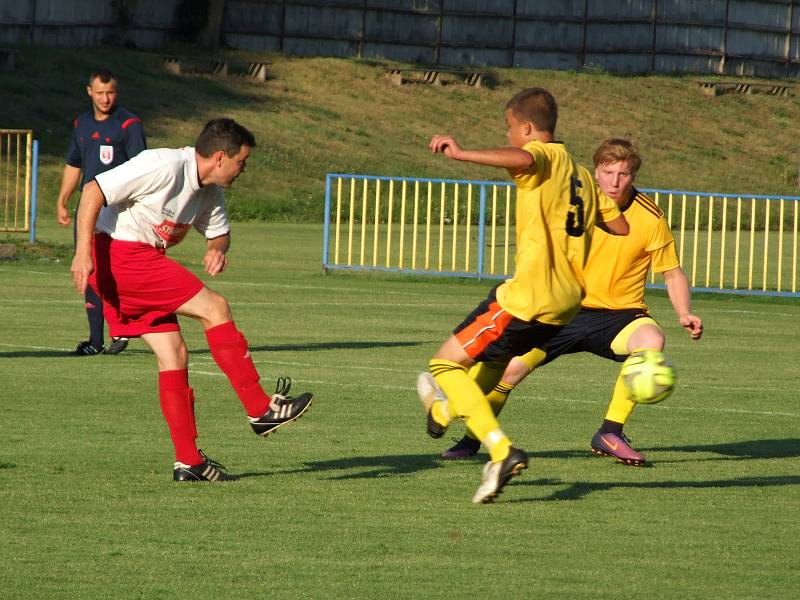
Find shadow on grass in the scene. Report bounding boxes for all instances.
[237,453,445,480]
[236,438,800,481]
[511,474,800,503]
[647,438,800,461]
[0,339,427,358]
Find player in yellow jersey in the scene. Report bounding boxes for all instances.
[435,138,703,466]
[421,89,629,503]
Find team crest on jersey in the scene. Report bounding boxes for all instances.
[153,219,192,246]
[99,145,114,165]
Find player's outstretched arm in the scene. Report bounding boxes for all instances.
[429,135,534,171]
[663,267,703,340]
[598,214,629,236]
[203,233,230,276]
[56,165,82,226]
[70,181,105,294]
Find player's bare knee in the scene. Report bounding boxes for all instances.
[628,324,665,352]
[205,289,233,324]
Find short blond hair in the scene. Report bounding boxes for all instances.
[593,138,642,175]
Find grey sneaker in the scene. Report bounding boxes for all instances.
[471,447,528,504]
[106,337,129,355]
[416,372,448,439]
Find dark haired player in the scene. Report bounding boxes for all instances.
[57,68,147,356]
[429,139,703,467]
[70,118,314,481]
[421,88,628,503]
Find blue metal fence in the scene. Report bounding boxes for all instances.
[322,173,800,298]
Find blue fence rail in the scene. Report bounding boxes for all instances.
[322,173,800,298]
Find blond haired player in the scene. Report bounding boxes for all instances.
[421,89,628,503]
[436,138,703,466]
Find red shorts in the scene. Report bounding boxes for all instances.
[90,233,205,338]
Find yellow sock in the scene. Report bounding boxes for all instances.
[430,399,450,428]
[429,358,511,462]
[605,370,637,424]
[469,361,506,394]
[465,381,513,441]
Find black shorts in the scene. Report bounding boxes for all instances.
[538,307,654,366]
[453,285,564,364]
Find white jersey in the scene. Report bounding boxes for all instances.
[94,147,230,248]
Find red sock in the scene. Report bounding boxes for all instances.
[205,320,270,418]
[159,369,203,466]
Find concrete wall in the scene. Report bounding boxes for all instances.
[2,0,800,78]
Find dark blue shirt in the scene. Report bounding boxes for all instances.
[65,105,147,188]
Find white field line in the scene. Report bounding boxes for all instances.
[185,360,798,420]
[5,294,800,316]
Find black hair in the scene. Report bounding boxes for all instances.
[88,69,116,86]
[505,88,558,134]
[195,118,257,158]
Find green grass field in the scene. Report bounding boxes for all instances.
[1,221,798,599]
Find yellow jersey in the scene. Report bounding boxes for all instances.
[496,141,622,325]
[582,188,679,310]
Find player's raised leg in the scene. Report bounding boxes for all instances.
[428,335,528,504]
[176,286,313,436]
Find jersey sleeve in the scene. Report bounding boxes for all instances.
[64,122,82,168]
[123,118,147,159]
[647,217,680,272]
[193,188,231,239]
[513,142,549,190]
[95,152,171,206]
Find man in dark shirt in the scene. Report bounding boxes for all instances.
[56,68,147,355]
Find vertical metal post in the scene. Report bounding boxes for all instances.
[477,185,487,279]
[29,139,38,243]
[436,2,444,66]
[651,0,658,73]
[722,0,731,74]
[280,0,287,52]
[580,0,589,69]
[29,0,38,45]
[786,1,794,79]
[358,0,367,59]
[510,0,518,68]
[322,173,332,272]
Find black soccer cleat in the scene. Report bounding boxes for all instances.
[173,450,237,482]
[74,340,104,356]
[442,435,481,460]
[249,377,314,437]
[106,337,129,355]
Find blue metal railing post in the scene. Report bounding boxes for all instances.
[29,139,39,243]
[322,173,332,273]
[477,184,487,280]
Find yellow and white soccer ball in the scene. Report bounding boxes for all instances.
[620,350,675,404]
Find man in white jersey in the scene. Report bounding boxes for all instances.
[71,118,314,481]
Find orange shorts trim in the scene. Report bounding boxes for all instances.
[454,301,514,359]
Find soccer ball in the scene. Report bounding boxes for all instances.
[620,350,675,404]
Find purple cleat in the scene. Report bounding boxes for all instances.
[590,430,646,467]
[441,435,481,460]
